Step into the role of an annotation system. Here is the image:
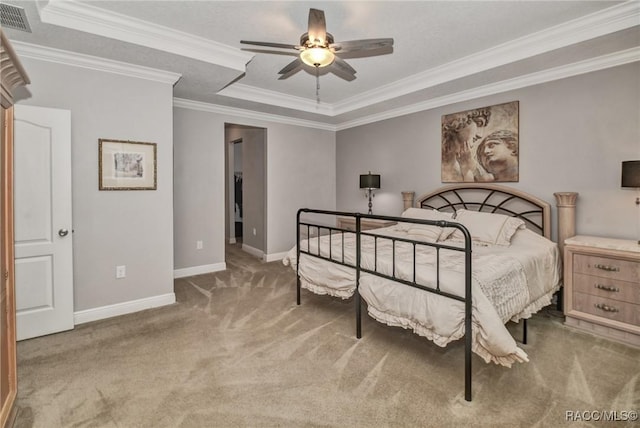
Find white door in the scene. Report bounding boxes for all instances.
[14,105,73,340]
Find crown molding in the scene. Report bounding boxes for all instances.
[34,0,639,118]
[333,1,640,115]
[218,83,334,116]
[335,47,640,131]
[221,1,639,117]
[12,41,181,84]
[38,0,253,72]
[173,98,336,131]
[24,41,632,132]
[23,0,639,133]
[177,47,639,132]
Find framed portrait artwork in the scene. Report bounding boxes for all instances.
[441,101,519,183]
[99,139,157,190]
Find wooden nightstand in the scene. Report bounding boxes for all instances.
[563,235,640,347]
[337,217,396,232]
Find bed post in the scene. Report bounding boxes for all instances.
[402,191,415,211]
[554,192,578,255]
[355,213,362,339]
[553,192,578,312]
[296,209,303,305]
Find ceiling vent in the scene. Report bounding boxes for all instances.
[0,3,32,33]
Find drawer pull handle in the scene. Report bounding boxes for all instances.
[593,264,620,272]
[594,303,619,313]
[594,284,620,292]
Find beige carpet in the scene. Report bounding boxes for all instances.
[14,243,640,427]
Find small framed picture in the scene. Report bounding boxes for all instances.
[99,139,157,190]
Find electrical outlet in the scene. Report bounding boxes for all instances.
[253,228,257,236]
[196,240,203,250]
[116,265,126,279]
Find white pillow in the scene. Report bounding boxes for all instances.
[449,209,525,246]
[399,208,454,241]
[400,208,453,222]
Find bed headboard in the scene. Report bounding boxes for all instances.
[406,184,553,239]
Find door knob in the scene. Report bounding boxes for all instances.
[58,229,69,237]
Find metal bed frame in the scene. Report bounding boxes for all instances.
[293,184,556,402]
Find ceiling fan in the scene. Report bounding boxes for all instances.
[241,8,393,99]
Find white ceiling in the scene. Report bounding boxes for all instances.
[3,1,639,129]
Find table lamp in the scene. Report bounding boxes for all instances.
[360,172,381,215]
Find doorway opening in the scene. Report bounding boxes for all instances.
[232,139,243,240]
[224,124,267,260]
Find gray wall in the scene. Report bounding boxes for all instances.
[266,125,336,255]
[16,57,175,312]
[336,62,640,242]
[234,141,243,173]
[19,45,632,314]
[174,107,224,271]
[174,106,336,270]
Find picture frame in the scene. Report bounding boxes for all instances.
[441,101,519,183]
[98,139,157,190]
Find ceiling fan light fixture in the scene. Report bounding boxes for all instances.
[241,8,393,82]
[300,47,335,67]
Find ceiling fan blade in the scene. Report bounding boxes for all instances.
[278,69,303,80]
[332,56,356,76]
[307,8,327,44]
[278,64,304,80]
[278,58,303,75]
[331,38,394,53]
[242,48,298,57]
[328,63,356,82]
[240,40,298,50]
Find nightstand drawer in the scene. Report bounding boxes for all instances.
[573,273,640,305]
[573,253,639,283]
[573,291,640,326]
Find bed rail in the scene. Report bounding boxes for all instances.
[295,208,474,401]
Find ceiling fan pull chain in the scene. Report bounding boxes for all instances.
[315,66,320,103]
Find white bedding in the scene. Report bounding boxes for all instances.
[282,224,561,367]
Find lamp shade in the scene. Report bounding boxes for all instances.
[360,173,381,190]
[622,161,640,188]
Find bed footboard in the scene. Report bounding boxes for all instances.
[295,208,474,401]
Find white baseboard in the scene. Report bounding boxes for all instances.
[229,237,237,244]
[174,262,226,278]
[74,293,176,325]
[242,243,264,259]
[264,251,288,262]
